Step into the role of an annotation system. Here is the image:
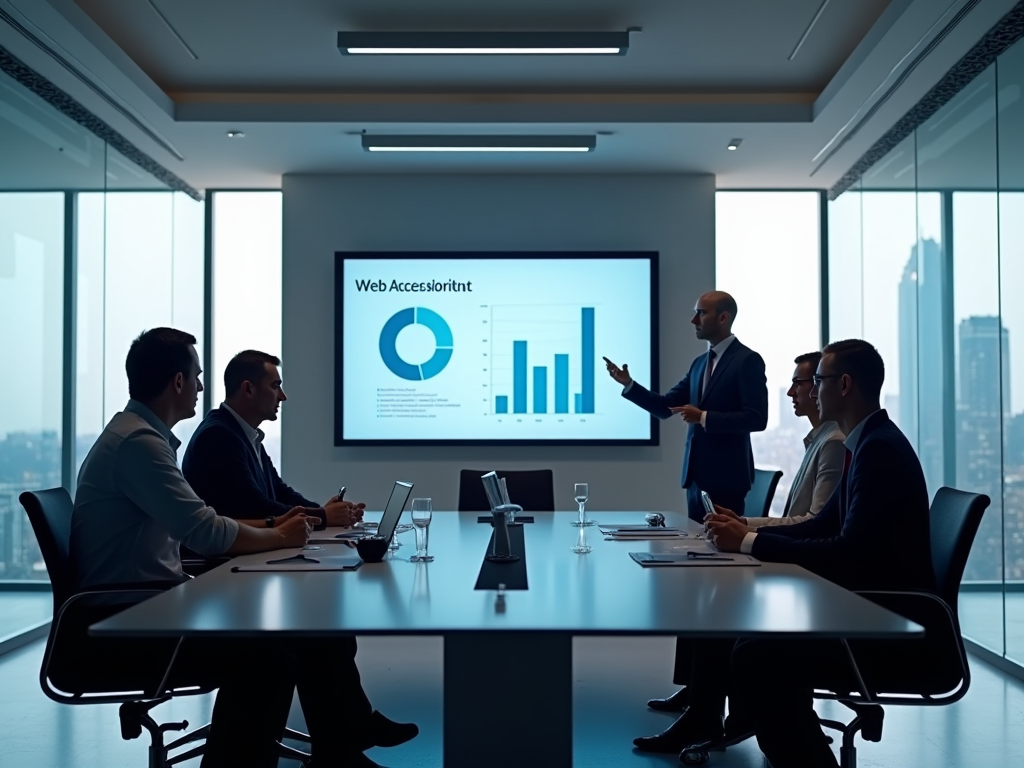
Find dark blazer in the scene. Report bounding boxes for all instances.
[751,410,934,593]
[182,407,319,520]
[624,338,768,496]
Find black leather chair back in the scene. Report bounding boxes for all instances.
[458,469,556,512]
[19,488,75,613]
[744,468,783,518]
[929,487,990,613]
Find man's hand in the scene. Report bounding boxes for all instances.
[669,404,704,424]
[706,514,748,552]
[603,357,633,387]
[275,511,314,548]
[709,503,743,523]
[324,500,366,528]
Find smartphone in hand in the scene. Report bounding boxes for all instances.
[700,491,715,519]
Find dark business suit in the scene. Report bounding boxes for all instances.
[624,337,768,522]
[179,407,376,762]
[691,412,937,767]
[182,407,319,520]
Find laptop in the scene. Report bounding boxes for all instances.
[375,481,414,545]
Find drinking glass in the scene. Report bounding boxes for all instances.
[571,482,594,527]
[410,498,434,562]
[571,526,592,554]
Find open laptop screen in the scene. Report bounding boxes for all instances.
[377,481,414,543]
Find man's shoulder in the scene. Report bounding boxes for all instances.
[102,410,168,447]
[191,408,244,443]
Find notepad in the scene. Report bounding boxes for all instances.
[231,553,364,572]
[629,551,760,567]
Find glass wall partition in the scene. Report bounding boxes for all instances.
[0,57,203,645]
[828,39,1024,664]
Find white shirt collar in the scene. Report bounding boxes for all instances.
[125,399,180,451]
[843,410,881,454]
[803,420,841,449]
[709,334,736,357]
[222,402,265,455]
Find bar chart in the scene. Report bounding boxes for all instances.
[489,305,595,416]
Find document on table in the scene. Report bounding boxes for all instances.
[231,553,364,572]
[600,525,688,540]
[629,551,761,567]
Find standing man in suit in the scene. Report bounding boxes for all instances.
[183,350,364,528]
[604,291,768,522]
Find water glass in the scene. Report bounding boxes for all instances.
[571,526,592,554]
[410,498,434,562]
[571,482,594,527]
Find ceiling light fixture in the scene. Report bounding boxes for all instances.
[727,138,742,151]
[226,130,245,138]
[338,31,630,55]
[361,135,598,153]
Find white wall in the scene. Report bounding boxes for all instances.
[281,174,715,512]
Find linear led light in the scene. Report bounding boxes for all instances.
[338,31,630,55]
[361,135,598,153]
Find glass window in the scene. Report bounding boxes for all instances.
[0,193,64,581]
[211,191,283,468]
[716,191,821,516]
[76,174,205,471]
[999,37,1024,665]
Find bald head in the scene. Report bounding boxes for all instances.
[701,291,738,323]
[691,291,738,344]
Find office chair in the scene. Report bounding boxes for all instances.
[681,486,988,768]
[812,487,989,768]
[19,488,312,767]
[458,469,556,512]
[744,468,783,518]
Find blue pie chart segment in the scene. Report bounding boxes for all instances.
[379,307,454,381]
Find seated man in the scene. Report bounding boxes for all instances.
[70,328,415,768]
[182,349,363,528]
[644,351,847,718]
[649,340,933,768]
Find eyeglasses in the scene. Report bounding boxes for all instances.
[812,374,842,386]
[791,377,814,385]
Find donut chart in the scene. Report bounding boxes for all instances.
[378,307,454,380]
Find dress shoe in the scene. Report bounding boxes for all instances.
[633,711,725,754]
[647,687,689,712]
[357,710,419,750]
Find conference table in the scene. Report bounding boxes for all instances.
[92,511,922,767]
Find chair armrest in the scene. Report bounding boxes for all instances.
[43,585,189,704]
[813,589,970,707]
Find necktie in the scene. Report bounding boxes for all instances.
[701,349,717,399]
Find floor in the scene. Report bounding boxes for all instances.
[959,591,1024,662]
[0,593,50,641]
[1,635,1022,768]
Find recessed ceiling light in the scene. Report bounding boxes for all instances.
[338,31,630,55]
[361,135,598,153]
[727,138,742,151]
[226,131,245,138]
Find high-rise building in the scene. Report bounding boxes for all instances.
[956,316,1009,490]
[898,237,946,494]
[957,316,1010,582]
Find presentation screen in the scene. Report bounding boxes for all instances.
[334,252,658,445]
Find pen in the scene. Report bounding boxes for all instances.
[337,486,347,501]
[686,551,731,560]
